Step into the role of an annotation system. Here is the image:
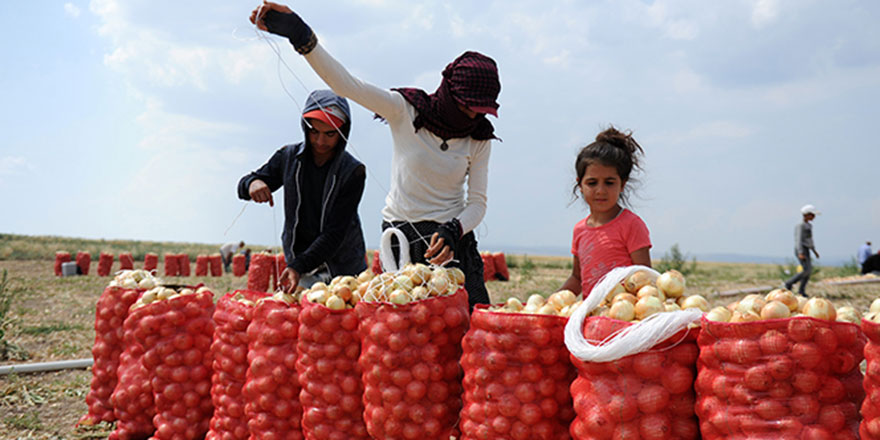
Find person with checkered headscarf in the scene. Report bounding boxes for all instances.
[251,2,501,309]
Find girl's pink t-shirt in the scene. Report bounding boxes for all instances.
[571,209,652,296]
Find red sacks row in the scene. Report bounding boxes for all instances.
[78,286,142,427]
[97,253,114,277]
[77,251,92,275]
[210,254,223,277]
[480,252,510,282]
[232,254,246,277]
[298,299,368,439]
[119,252,134,270]
[247,253,275,292]
[165,253,180,277]
[696,316,865,439]
[460,305,576,440]
[196,255,210,276]
[110,299,156,440]
[860,319,880,438]
[144,253,159,272]
[245,297,304,440]
[208,290,268,440]
[54,251,71,276]
[179,254,191,277]
[356,289,470,440]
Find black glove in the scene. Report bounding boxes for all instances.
[435,218,463,252]
[262,9,318,55]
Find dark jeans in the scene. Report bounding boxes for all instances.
[785,255,812,295]
[382,220,490,311]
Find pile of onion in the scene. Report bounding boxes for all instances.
[594,269,706,322]
[488,290,582,317]
[705,289,861,323]
[356,264,464,305]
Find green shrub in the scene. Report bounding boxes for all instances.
[655,244,697,275]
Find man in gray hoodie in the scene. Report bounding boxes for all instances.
[784,204,820,296]
[238,90,367,290]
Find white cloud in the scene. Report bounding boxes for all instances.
[0,156,29,177]
[751,0,780,29]
[64,2,81,18]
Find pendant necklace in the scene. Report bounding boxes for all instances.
[440,139,449,151]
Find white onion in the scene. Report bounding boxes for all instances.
[624,270,654,294]
[636,285,664,302]
[326,294,345,310]
[389,289,410,305]
[736,294,766,314]
[656,270,686,298]
[505,297,524,311]
[609,300,635,321]
[680,294,710,312]
[634,296,663,320]
[526,294,546,307]
[760,300,791,319]
[871,299,880,315]
[706,306,732,322]
[612,293,638,304]
[765,289,799,312]
[548,290,577,310]
[802,298,836,321]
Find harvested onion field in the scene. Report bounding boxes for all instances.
[1,241,879,439]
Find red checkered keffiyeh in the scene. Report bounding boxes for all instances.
[390,51,501,141]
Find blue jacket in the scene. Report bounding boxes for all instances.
[237,90,367,277]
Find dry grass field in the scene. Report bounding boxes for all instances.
[1,234,878,439]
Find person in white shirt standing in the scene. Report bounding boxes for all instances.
[220,241,245,273]
[250,2,500,309]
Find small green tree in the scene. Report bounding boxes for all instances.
[655,244,697,275]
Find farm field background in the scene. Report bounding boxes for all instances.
[1,233,878,439]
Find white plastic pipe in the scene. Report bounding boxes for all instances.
[0,358,93,375]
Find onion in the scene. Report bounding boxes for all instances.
[802,298,836,321]
[548,290,577,310]
[871,299,880,315]
[836,306,860,324]
[526,294,546,307]
[625,271,654,294]
[637,285,664,302]
[680,294,709,312]
[326,294,345,310]
[427,274,449,296]
[634,296,663,320]
[664,303,681,312]
[868,312,880,324]
[537,304,557,316]
[406,264,432,285]
[605,283,627,303]
[307,289,329,304]
[522,304,539,314]
[765,289,798,312]
[609,300,635,321]
[389,289,410,305]
[411,286,429,300]
[796,295,808,312]
[449,267,466,285]
[391,275,414,292]
[760,301,791,320]
[612,293,638,304]
[505,297,524,311]
[656,270,686,298]
[141,290,157,304]
[332,285,352,302]
[196,286,211,294]
[736,294,766,314]
[311,281,329,291]
[706,306,732,322]
[356,270,373,285]
[731,310,761,322]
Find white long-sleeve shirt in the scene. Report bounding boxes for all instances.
[304,43,490,234]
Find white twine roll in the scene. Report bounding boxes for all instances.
[564,265,703,362]
[379,227,411,273]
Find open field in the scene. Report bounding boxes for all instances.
[1,234,879,439]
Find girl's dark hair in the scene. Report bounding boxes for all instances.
[572,126,644,206]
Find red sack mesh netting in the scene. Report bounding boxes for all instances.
[210,254,223,277]
[78,286,141,427]
[178,254,191,277]
[569,316,700,440]
[460,305,576,440]
[196,255,209,276]
[165,253,180,277]
[273,254,286,292]
[77,251,92,275]
[244,297,304,439]
[207,290,268,440]
[110,298,156,440]
[119,252,134,270]
[55,251,71,276]
[144,253,159,272]
[371,251,382,275]
[298,299,368,439]
[491,252,509,281]
[860,319,880,438]
[139,290,217,440]
[696,316,864,439]
[356,289,470,440]
[247,253,275,292]
[232,255,246,277]
[481,254,496,282]
[97,252,114,277]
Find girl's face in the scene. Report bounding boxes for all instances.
[579,163,624,213]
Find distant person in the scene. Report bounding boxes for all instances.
[560,127,652,297]
[242,248,252,271]
[784,204,820,295]
[238,89,367,290]
[220,241,245,273]
[249,2,500,309]
[859,241,873,266]
[863,251,880,275]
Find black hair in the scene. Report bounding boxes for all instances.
[572,126,644,206]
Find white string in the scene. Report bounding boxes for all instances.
[563,265,703,362]
[224,204,248,236]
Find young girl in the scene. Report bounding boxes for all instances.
[561,127,652,297]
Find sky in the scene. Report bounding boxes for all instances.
[2,0,879,265]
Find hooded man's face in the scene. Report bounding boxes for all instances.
[307,118,341,165]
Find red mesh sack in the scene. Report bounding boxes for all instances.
[696,316,865,439]
[195,255,209,276]
[460,305,576,440]
[481,254,495,282]
[144,253,159,272]
[863,319,880,438]
[492,252,509,281]
[232,255,246,277]
[371,251,382,275]
[78,286,141,427]
[356,288,470,440]
[298,299,368,439]
[178,254,191,277]
[207,290,268,440]
[119,252,134,270]
[97,252,114,277]
[110,298,156,440]
[139,289,217,440]
[273,254,286,291]
[164,253,180,277]
[55,251,71,276]
[210,254,223,277]
[77,251,92,275]
[244,296,304,440]
[247,253,274,292]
